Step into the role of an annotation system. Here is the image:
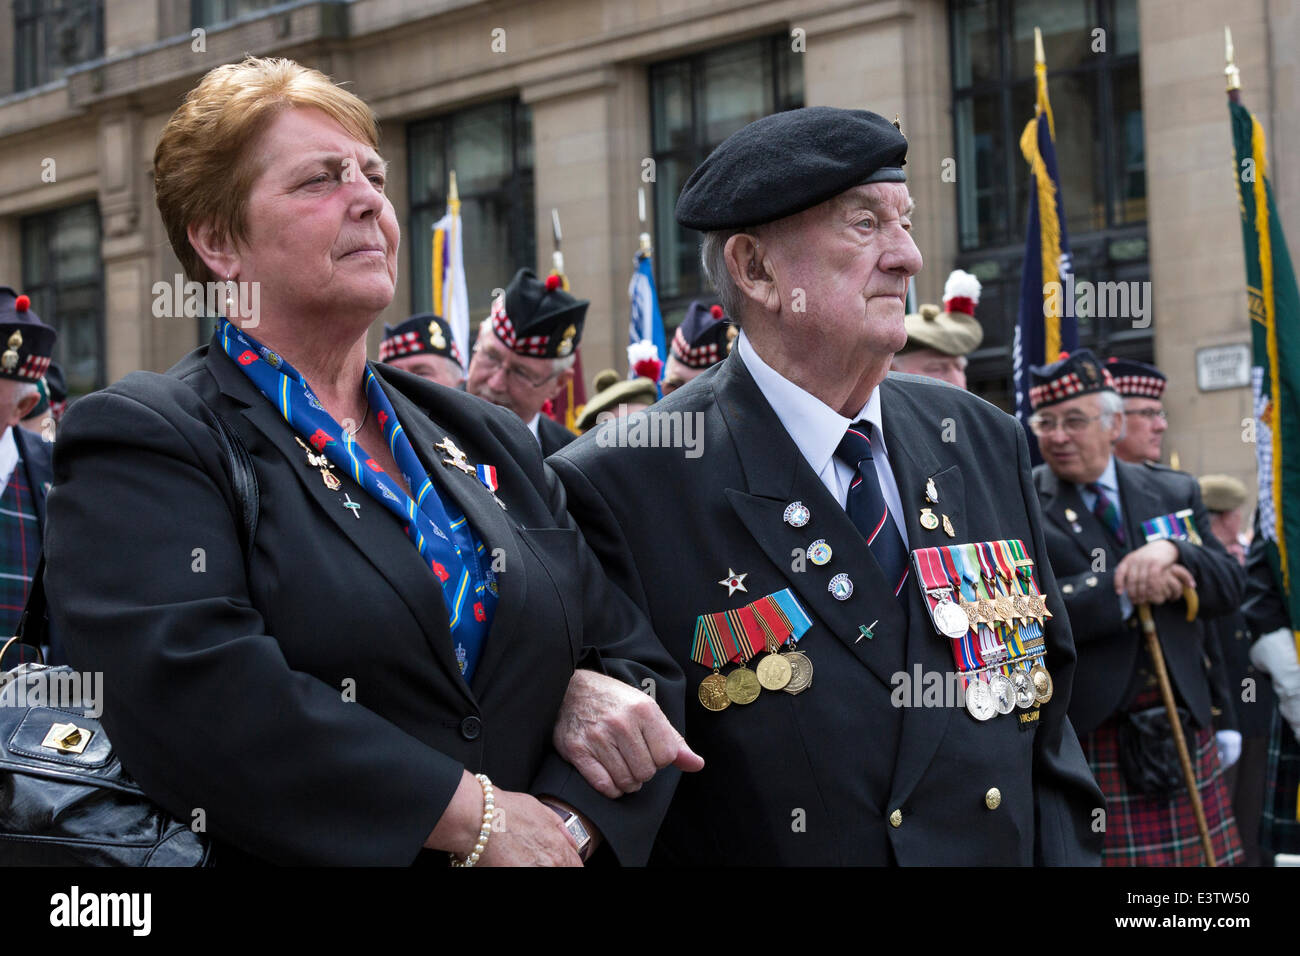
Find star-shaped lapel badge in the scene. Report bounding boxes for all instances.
[718,568,748,596]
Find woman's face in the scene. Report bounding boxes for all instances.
[236,106,399,320]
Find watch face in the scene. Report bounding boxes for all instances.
[564,814,591,851]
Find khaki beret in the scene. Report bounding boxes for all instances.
[1198,474,1248,513]
[576,370,659,432]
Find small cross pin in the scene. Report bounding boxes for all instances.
[856,619,878,644]
[343,494,362,519]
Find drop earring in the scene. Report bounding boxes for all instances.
[225,275,237,315]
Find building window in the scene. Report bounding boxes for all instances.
[408,100,535,323]
[191,0,279,28]
[649,35,804,326]
[13,0,103,93]
[21,202,104,398]
[949,0,1149,410]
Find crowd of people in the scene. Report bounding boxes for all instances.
[2,54,1298,867]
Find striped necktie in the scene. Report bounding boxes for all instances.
[835,421,910,609]
[1086,482,1126,545]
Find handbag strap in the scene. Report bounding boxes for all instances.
[11,409,260,654]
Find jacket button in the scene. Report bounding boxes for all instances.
[1062,584,1074,594]
[1085,576,1098,587]
[889,809,903,828]
[985,787,1002,810]
[460,716,482,741]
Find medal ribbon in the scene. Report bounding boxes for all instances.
[977,541,1016,661]
[937,546,980,672]
[989,540,1027,659]
[1007,538,1045,643]
[217,320,497,678]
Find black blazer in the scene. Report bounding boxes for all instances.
[538,413,577,457]
[8,426,54,658]
[43,344,685,865]
[550,353,1103,865]
[1033,459,1245,735]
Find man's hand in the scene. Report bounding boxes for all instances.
[554,669,705,798]
[1114,539,1183,605]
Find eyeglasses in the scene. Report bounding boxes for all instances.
[471,346,558,390]
[1124,408,1168,421]
[1027,414,1102,436]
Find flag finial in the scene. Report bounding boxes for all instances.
[551,208,565,278]
[1225,26,1241,93]
[448,170,460,215]
[1034,27,1044,66]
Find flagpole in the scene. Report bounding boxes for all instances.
[551,208,565,282]
[1225,25,1241,100]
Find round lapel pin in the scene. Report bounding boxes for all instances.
[784,501,811,527]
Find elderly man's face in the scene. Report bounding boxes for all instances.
[1114,396,1167,463]
[891,348,968,389]
[763,182,921,359]
[1034,393,1121,486]
[236,107,400,319]
[387,354,464,389]
[466,321,569,423]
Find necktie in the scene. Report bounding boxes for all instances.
[1086,482,1126,545]
[835,421,910,608]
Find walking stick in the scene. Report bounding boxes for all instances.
[1137,601,1216,867]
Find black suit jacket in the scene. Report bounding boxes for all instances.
[550,353,1103,865]
[43,344,684,865]
[538,413,577,457]
[1033,459,1245,735]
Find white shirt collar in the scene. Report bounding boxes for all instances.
[736,330,885,470]
[1096,455,1119,494]
[526,413,541,444]
[0,427,18,497]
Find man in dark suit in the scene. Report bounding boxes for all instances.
[466,269,580,456]
[1030,349,1246,865]
[0,288,54,657]
[549,107,1102,865]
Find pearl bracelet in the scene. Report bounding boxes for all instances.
[449,773,495,868]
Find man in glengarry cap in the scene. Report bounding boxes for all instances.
[549,107,1102,865]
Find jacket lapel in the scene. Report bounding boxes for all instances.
[371,372,529,696]
[206,348,475,704]
[1038,466,1100,562]
[877,379,957,804]
[1114,459,1161,547]
[714,355,906,689]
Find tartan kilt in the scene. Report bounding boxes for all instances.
[1261,707,1300,858]
[1082,688,1244,867]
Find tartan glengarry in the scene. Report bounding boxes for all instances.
[1028,366,1116,409]
[671,327,721,369]
[0,456,40,638]
[1111,373,1166,400]
[15,354,50,382]
[490,298,552,358]
[379,330,421,362]
[1082,686,1244,867]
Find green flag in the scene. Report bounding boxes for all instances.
[1230,98,1300,651]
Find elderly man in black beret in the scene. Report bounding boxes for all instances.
[379,313,464,389]
[548,107,1103,864]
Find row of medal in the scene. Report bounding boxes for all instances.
[912,538,1055,722]
[691,589,813,712]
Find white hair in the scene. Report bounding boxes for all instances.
[700,229,751,326]
[1098,389,1126,437]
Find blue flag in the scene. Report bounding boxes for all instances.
[1013,54,1078,458]
[628,251,667,365]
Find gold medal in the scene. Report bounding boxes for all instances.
[698,672,730,712]
[1030,662,1054,704]
[725,665,761,705]
[919,508,939,531]
[756,652,792,691]
[781,650,813,694]
[321,470,341,491]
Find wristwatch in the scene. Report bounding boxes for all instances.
[547,804,593,860]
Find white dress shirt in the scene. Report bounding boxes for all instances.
[0,427,18,498]
[736,331,909,548]
[526,413,541,446]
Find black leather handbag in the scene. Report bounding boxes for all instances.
[0,407,258,865]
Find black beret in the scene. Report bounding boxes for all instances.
[380,313,462,367]
[0,287,57,383]
[674,107,908,231]
[492,269,588,359]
